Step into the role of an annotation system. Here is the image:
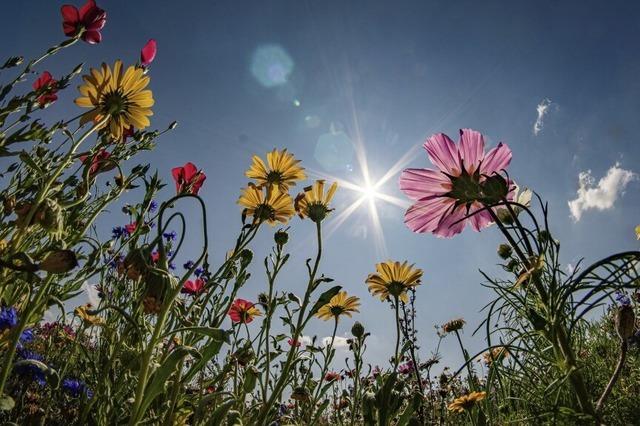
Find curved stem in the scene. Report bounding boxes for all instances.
[596,339,627,414]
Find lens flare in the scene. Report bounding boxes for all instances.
[250,44,294,88]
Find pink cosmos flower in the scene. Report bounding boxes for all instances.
[399,129,514,238]
[61,0,106,44]
[181,278,205,295]
[124,222,137,235]
[398,360,415,375]
[287,338,301,347]
[140,39,157,67]
[172,162,206,195]
[32,71,58,107]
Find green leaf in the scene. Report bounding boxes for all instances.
[183,330,232,382]
[18,151,43,176]
[307,285,342,319]
[139,345,200,416]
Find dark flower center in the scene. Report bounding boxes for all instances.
[387,281,406,297]
[266,171,283,184]
[255,204,275,221]
[307,202,328,223]
[330,306,345,316]
[102,89,128,116]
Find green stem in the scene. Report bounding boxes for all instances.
[394,296,401,370]
[256,221,323,424]
[310,318,338,424]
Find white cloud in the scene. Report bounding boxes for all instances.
[322,336,349,349]
[82,282,101,307]
[300,335,313,346]
[568,163,636,221]
[533,98,552,135]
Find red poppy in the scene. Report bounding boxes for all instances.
[61,0,107,44]
[324,371,341,382]
[181,278,205,295]
[32,71,59,107]
[172,162,206,195]
[287,338,301,347]
[150,251,160,263]
[80,149,112,177]
[124,222,137,235]
[140,39,157,67]
[228,299,262,324]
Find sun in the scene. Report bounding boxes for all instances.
[360,183,379,200]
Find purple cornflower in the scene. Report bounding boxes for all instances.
[15,349,46,386]
[149,200,158,212]
[183,260,195,270]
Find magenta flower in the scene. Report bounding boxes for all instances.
[140,39,157,67]
[399,129,514,238]
[61,0,106,44]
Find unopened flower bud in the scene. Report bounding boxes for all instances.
[39,249,78,274]
[351,321,365,338]
[615,305,635,340]
[287,292,301,305]
[497,244,512,259]
[2,196,16,214]
[168,121,178,130]
[239,249,253,268]
[274,229,289,246]
[2,56,24,69]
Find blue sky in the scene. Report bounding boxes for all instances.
[3,0,639,370]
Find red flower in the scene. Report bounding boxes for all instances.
[32,71,58,107]
[124,222,137,235]
[121,125,135,143]
[150,251,160,263]
[228,299,262,324]
[79,149,112,177]
[172,162,206,195]
[140,39,157,67]
[181,278,205,295]
[61,0,107,44]
[287,338,301,347]
[324,371,341,382]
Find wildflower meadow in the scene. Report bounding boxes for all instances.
[1,1,639,425]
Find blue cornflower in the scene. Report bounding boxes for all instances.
[111,226,128,239]
[15,349,46,386]
[149,200,158,212]
[0,306,18,331]
[19,328,34,344]
[169,262,176,270]
[62,378,93,398]
[194,267,205,277]
[615,291,631,307]
[163,230,177,241]
[183,260,195,270]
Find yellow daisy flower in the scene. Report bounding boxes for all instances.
[245,149,306,191]
[238,183,294,225]
[75,60,154,141]
[482,346,509,365]
[74,304,103,326]
[447,391,486,413]
[635,224,640,240]
[295,180,338,222]
[316,291,360,321]
[365,260,422,303]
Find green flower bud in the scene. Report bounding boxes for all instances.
[351,321,365,338]
[274,229,289,247]
[39,249,78,274]
[239,248,253,268]
[287,292,301,305]
[497,244,512,259]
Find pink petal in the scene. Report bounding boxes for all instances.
[399,168,450,201]
[459,128,485,173]
[481,142,512,176]
[82,30,102,44]
[468,203,493,231]
[424,133,461,175]
[140,39,157,66]
[404,197,454,233]
[61,5,79,24]
[433,205,467,238]
[182,162,198,181]
[79,0,97,19]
